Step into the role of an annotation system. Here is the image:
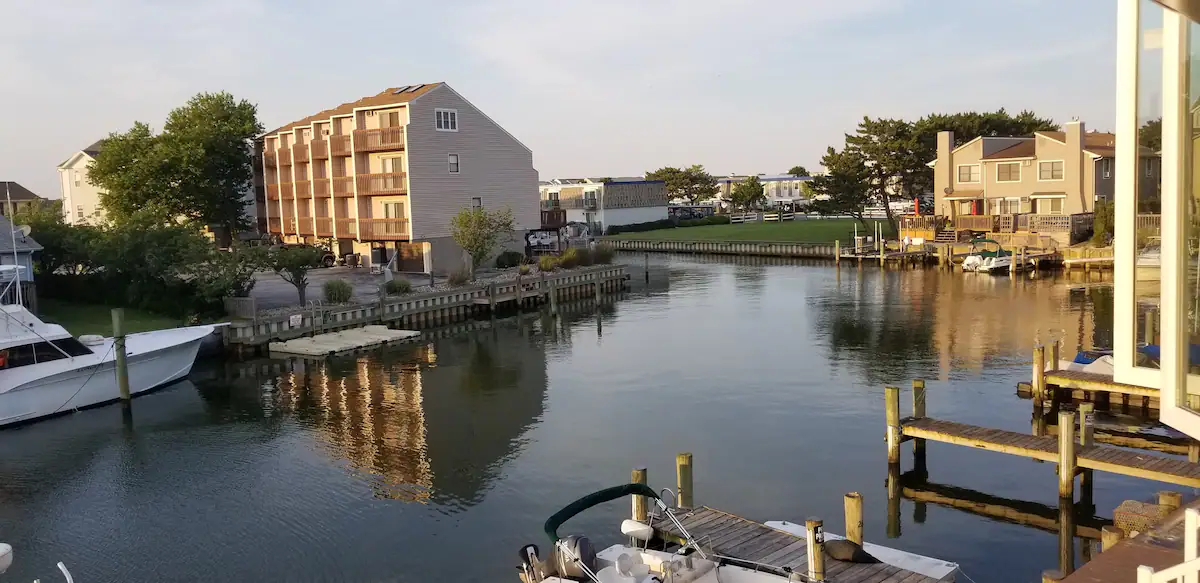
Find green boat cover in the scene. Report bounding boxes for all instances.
[544,483,660,543]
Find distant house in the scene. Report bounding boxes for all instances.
[715,174,813,207]
[0,182,48,218]
[0,214,42,312]
[539,177,667,234]
[57,140,108,225]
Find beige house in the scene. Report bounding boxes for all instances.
[261,82,538,272]
[56,141,107,225]
[0,182,47,218]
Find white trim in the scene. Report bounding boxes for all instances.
[413,84,534,153]
[983,156,1037,162]
[434,108,459,132]
[944,195,984,201]
[1037,160,1066,181]
[1030,193,1067,199]
[353,103,410,114]
[56,151,95,170]
[995,161,1022,183]
[448,153,460,174]
[955,163,981,184]
[1037,131,1066,144]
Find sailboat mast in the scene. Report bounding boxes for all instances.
[5,182,20,306]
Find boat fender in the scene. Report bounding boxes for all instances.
[0,543,12,575]
[824,539,880,563]
[79,335,105,347]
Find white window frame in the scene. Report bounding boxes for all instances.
[956,164,981,184]
[1099,158,1113,179]
[435,108,458,132]
[73,171,81,187]
[448,153,460,174]
[76,205,84,219]
[471,196,482,209]
[1038,160,1065,181]
[995,162,1022,183]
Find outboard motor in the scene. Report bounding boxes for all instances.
[554,535,597,580]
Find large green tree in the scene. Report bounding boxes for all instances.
[787,166,809,177]
[728,176,766,210]
[645,164,717,204]
[809,147,873,228]
[450,206,516,279]
[1140,118,1162,152]
[89,91,263,233]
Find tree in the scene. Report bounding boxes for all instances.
[1140,118,1162,152]
[268,245,325,305]
[788,166,810,177]
[13,203,102,275]
[645,164,717,204]
[89,91,263,233]
[728,176,767,210]
[450,206,516,279]
[808,147,873,228]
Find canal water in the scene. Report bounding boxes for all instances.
[0,255,1146,583]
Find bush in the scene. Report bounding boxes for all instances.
[495,250,525,269]
[518,264,531,276]
[576,248,595,267]
[559,248,581,269]
[447,270,471,286]
[606,219,675,236]
[323,279,354,303]
[538,254,559,272]
[592,245,615,264]
[385,278,412,296]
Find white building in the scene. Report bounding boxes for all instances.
[715,174,813,207]
[56,141,107,225]
[539,178,667,234]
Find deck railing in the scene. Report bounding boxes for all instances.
[1137,213,1162,233]
[335,218,356,237]
[296,217,314,236]
[1138,508,1200,582]
[283,217,297,233]
[358,218,409,240]
[280,182,294,200]
[293,180,311,197]
[314,217,332,237]
[954,215,995,231]
[356,172,407,196]
[263,152,277,167]
[312,178,330,197]
[353,127,405,152]
[266,184,280,200]
[310,139,328,160]
[268,217,281,233]
[278,147,291,164]
[293,147,309,163]
[330,135,351,156]
[1029,215,1071,233]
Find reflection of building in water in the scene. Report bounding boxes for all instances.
[271,326,548,508]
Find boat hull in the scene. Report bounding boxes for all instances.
[0,326,212,427]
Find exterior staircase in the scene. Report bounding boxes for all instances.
[933,230,958,244]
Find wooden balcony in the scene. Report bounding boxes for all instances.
[311,140,328,160]
[332,176,355,197]
[330,135,351,156]
[281,182,294,200]
[312,178,331,197]
[356,172,407,196]
[294,180,312,197]
[293,147,309,163]
[358,218,409,240]
[263,152,277,167]
[335,218,357,237]
[278,147,292,165]
[267,183,280,200]
[268,217,282,233]
[315,217,333,237]
[296,217,314,236]
[284,217,297,233]
[953,215,996,231]
[353,127,405,153]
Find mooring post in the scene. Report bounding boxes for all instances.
[676,452,694,509]
[1049,340,1061,372]
[805,518,826,582]
[644,253,650,284]
[1033,345,1047,407]
[885,386,901,464]
[112,308,131,401]
[1158,491,1182,511]
[1101,525,1125,551]
[632,467,648,521]
[912,379,927,467]
[844,492,863,545]
[1190,440,1200,464]
[1079,402,1095,511]
[1058,410,1077,499]
[834,239,840,265]
[887,462,901,539]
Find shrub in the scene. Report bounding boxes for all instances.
[576,248,595,267]
[592,245,615,264]
[495,250,525,269]
[606,219,675,235]
[538,254,559,272]
[323,279,354,303]
[385,278,412,296]
[447,270,471,286]
[518,264,531,276]
[559,248,581,269]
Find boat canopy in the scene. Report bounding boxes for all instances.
[544,483,660,543]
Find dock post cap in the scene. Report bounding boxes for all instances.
[1042,568,1065,582]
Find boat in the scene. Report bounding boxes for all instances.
[0,266,215,427]
[517,483,958,583]
[960,239,1009,273]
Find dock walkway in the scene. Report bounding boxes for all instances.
[651,506,948,582]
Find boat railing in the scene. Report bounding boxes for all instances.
[0,271,73,361]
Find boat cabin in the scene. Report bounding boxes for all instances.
[0,304,93,371]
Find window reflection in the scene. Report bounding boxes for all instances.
[1184,19,1200,411]
[1136,0,1163,370]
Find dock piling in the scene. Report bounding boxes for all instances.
[805,518,826,582]
[887,463,901,539]
[1042,569,1065,583]
[1049,340,1060,372]
[1158,490,1182,511]
[1059,411,1077,499]
[912,379,927,463]
[1033,345,1047,407]
[676,452,694,509]
[844,492,863,545]
[1101,525,1125,551]
[834,240,840,265]
[632,467,648,521]
[112,308,131,401]
[885,386,901,464]
[644,253,650,283]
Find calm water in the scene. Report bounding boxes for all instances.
[0,256,1155,583]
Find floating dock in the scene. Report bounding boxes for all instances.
[268,325,419,357]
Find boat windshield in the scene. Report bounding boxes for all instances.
[0,338,93,370]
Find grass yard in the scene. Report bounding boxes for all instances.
[38,299,184,336]
[606,218,895,244]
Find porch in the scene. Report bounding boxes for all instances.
[899,212,1104,249]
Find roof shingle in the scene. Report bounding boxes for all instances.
[0,215,43,253]
[264,83,443,137]
[0,182,45,201]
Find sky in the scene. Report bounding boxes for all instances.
[1,0,1117,198]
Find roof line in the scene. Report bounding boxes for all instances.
[422,84,532,154]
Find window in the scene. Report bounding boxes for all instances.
[382,202,405,219]
[0,339,92,370]
[1099,159,1112,179]
[956,165,980,183]
[1035,197,1064,215]
[73,171,81,187]
[997,162,1021,182]
[380,111,400,128]
[448,153,460,174]
[471,197,483,209]
[435,109,458,131]
[76,205,84,220]
[1039,161,1065,180]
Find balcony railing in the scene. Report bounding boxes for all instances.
[284,217,297,233]
[311,140,328,160]
[335,218,357,237]
[313,178,331,197]
[278,147,292,165]
[356,172,407,196]
[293,147,309,163]
[294,180,312,197]
[281,182,294,200]
[1137,213,1162,233]
[267,183,280,200]
[264,152,277,167]
[954,215,995,231]
[332,176,355,197]
[296,217,314,236]
[353,127,405,153]
[315,217,333,237]
[268,218,282,233]
[358,218,410,240]
[330,135,351,156]
[541,200,561,209]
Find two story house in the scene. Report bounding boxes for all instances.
[0,182,47,218]
[260,83,538,273]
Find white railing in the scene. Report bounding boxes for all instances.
[729,212,759,224]
[1139,507,1200,582]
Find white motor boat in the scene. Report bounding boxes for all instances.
[0,269,214,427]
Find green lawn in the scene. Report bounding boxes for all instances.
[607,218,896,243]
[38,299,184,336]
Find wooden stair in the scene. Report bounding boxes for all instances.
[932,230,957,243]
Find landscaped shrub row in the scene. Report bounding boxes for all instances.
[604,215,728,235]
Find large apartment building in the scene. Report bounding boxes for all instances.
[260,83,538,273]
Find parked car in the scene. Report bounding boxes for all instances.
[270,244,337,268]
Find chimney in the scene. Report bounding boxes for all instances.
[935,131,954,216]
[1065,121,1085,212]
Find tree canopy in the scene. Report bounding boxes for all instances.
[728,176,767,210]
[88,91,263,232]
[809,147,873,226]
[1140,118,1162,152]
[645,165,717,204]
[450,206,515,278]
[787,166,809,177]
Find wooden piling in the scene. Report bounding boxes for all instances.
[834,240,840,265]
[1059,497,1076,575]
[632,467,648,521]
[1101,525,1125,551]
[912,379,927,460]
[1059,410,1077,499]
[885,386,901,464]
[112,308,131,401]
[1146,308,1158,345]
[644,253,650,283]
[805,518,826,582]
[676,452,694,509]
[1079,403,1095,447]
[1158,490,1182,511]
[1033,345,1047,407]
[844,492,863,545]
[887,463,901,539]
[1049,340,1060,372]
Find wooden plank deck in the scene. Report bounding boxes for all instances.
[1044,370,1159,398]
[651,506,945,583]
[902,418,1200,488]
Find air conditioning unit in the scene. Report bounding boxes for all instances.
[366,111,376,117]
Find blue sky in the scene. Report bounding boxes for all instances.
[1,0,1116,197]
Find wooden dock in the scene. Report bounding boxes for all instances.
[651,506,950,582]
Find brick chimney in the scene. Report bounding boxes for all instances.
[1065,121,1086,212]
[935,131,954,216]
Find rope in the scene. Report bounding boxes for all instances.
[50,341,116,415]
[955,566,982,583]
